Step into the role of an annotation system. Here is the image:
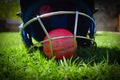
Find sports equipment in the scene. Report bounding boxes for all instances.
[43,28,77,59]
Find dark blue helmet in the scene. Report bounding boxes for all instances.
[19,0,97,49]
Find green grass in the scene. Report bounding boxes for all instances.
[0,32,120,80]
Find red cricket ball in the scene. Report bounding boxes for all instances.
[43,28,77,59]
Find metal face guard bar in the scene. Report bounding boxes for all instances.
[20,11,96,56]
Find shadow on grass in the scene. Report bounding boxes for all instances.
[73,47,120,64]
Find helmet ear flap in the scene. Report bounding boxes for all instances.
[21,30,33,48]
[89,16,96,39]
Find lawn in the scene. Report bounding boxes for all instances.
[0,32,120,80]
